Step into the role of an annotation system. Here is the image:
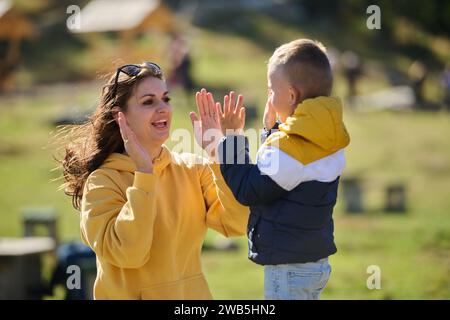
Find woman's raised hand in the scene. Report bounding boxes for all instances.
[117,112,153,173]
[190,88,223,153]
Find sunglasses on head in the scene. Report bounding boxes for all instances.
[111,61,162,99]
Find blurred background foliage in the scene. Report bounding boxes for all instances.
[0,0,449,299]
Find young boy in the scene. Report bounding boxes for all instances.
[193,39,350,299]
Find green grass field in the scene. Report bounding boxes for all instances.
[1,23,449,299]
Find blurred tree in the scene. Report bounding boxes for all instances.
[297,0,449,37]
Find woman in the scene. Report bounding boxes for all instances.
[61,62,249,299]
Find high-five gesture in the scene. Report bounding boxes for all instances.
[217,91,246,135]
[190,89,247,159]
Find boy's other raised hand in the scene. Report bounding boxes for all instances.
[217,91,246,135]
[263,97,277,130]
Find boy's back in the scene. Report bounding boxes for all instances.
[220,96,349,266]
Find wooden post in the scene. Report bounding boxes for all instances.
[385,184,407,213]
[341,177,364,213]
[22,208,59,248]
[0,237,55,299]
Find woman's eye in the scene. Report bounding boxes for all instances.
[143,99,153,105]
[163,97,171,103]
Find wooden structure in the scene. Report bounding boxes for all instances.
[341,177,364,213]
[0,237,55,299]
[71,0,175,37]
[22,208,59,247]
[0,0,36,90]
[70,0,177,65]
[385,184,407,213]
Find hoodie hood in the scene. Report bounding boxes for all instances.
[265,96,350,165]
[101,145,172,174]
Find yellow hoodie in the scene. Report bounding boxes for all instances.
[80,146,249,299]
[265,96,350,164]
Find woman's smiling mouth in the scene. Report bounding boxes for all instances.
[151,119,168,129]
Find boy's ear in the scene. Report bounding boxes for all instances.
[289,85,301,106]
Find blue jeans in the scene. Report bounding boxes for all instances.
[264,258,331,300]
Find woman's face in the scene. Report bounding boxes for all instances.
[123,76,172,150]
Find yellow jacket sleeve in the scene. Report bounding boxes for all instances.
[200,162,250,237]
[80,170,158,269]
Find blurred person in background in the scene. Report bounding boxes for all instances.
[167,33,195,101]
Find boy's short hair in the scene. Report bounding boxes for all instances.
[268,39,333,98]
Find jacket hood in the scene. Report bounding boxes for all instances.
[279,96,350,152]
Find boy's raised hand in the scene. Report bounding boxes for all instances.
[217,91,246,135]
[263,97,277,130]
